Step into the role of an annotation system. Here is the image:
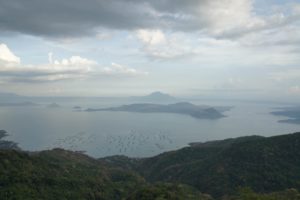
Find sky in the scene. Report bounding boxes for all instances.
[0,0,300,101]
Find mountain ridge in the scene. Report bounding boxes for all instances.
[101,132,300,198]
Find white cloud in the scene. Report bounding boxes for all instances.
[52,55,96,73]
[136,29,166,45]
[102,63,148,76]
[134,27,300,72]
[136,30,193,59]
[200,0,265,37]
[131,1,300,62]
[0,43,21,64]
[197,1,300,40]
[0,44,147,82]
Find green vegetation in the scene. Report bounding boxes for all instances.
[0,149,211,200]
[1,131,300,199]
[0,130,20,150]
[226,188,300,200]
[0,149,144,199]
[127,183,213,200]
[131,132,300,198]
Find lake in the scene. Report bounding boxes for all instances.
[0,99,299,158]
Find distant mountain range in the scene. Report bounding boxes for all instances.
[86,102,225,119]
[0,91,177,103]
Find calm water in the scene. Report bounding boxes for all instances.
[0,100,299,158]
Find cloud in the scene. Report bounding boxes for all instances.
[101,63,148,76]
[195,0,265,37]
[0,44,20,64]
[1,0,299,39]
[135,29,195,59]
[96,31,115,40]
[0,0,157,38]
[0,55,93,82]
[52,56,97,67]
[0,44,147,82]
[136,29,166,45]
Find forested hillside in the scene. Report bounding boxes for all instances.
[1,132,300,199]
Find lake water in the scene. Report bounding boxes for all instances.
[0,99,299,158]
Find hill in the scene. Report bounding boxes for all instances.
[102,132,300,198]
[1,131,300,199]
[0,139,210,199]
[0,149,147,199]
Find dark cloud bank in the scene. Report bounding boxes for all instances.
[0,0,213,37]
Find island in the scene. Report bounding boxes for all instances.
[271,106,300,124]
[86,102,225,119]
[46,103,61,108]
[73,106,82,110]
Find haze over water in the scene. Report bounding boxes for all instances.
[1,99,299,158]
